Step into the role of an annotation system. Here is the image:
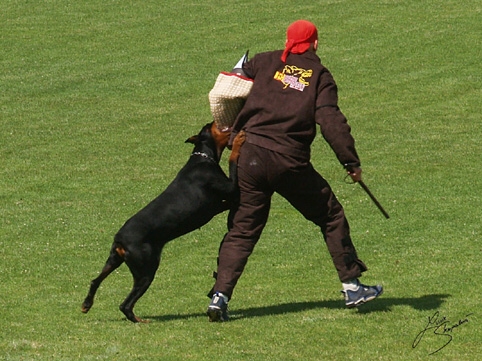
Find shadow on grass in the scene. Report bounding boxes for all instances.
[145,293,450,322]
[353,293,450,314]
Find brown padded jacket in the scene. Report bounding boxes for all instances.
[230,49,360,167]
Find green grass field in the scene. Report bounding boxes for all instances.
[1,0,481,359]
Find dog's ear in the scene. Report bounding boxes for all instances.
[185,135,198,144]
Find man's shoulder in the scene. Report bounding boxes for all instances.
[245,50,283,77]
[251,50,284,60]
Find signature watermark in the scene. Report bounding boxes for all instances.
[412,311,474,355]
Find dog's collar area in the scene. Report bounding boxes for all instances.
[191,152,217,163]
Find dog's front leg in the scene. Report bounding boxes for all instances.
[228,130,245,182]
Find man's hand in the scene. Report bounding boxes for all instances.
[347,166,362,183]
[345,165,390,219]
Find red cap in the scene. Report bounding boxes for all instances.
[281,20,318,62]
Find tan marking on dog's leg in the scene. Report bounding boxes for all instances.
[229,130,246,162]
[115,246,126,258]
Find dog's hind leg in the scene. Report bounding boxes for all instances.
[81,243,125,314]
[119,250,160,323]
[119,274,156,323]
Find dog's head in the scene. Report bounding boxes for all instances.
[185,122,231,161]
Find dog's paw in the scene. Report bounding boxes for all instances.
[233,131,246,149]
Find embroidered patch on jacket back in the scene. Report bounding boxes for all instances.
[274,65,313,91]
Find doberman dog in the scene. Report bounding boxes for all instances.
[81,122,245,323]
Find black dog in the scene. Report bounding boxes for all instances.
[81,122,245,323]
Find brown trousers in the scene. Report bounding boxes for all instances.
[213,142,367,299]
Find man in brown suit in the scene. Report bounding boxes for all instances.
[207,20,383,322]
